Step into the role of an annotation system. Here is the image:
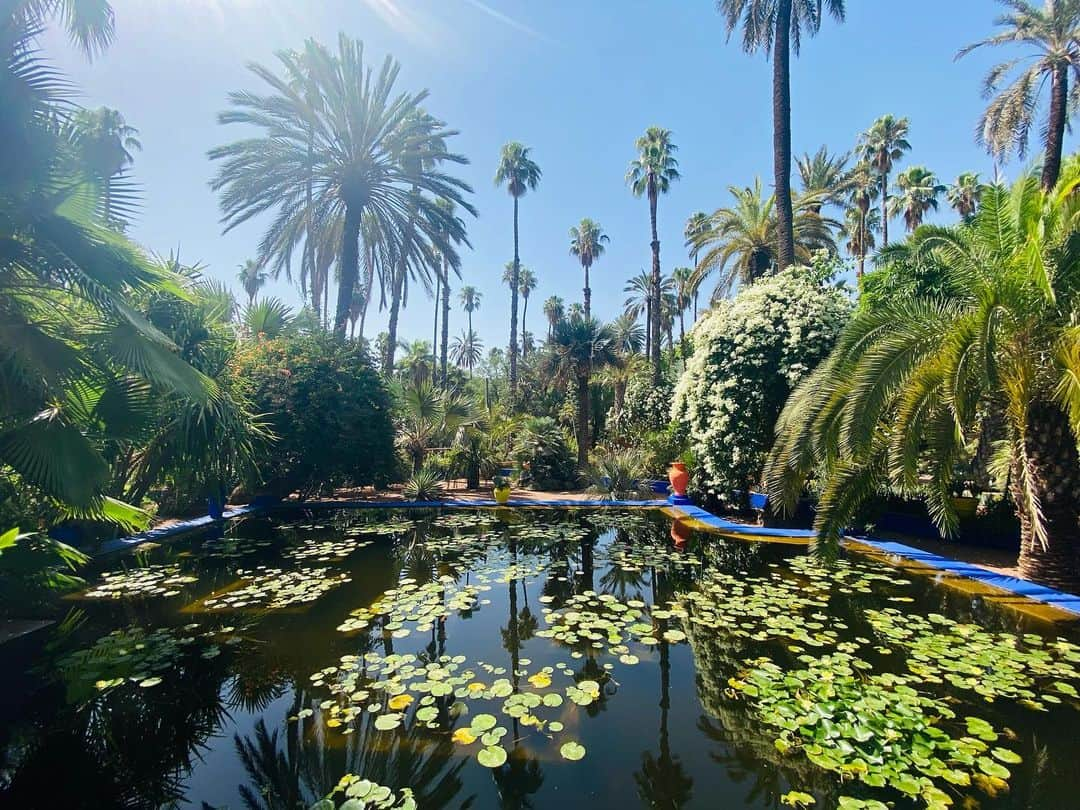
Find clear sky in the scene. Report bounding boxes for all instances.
[43,0,1072,352]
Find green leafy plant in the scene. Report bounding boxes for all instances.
[0,528,88,614]
[229,334,399,497]
[401,464,445,501]
[673,267,850,505]
[586,447,651,501]
[513,417,578,491]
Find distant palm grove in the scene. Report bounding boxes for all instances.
[3,0,1080,613]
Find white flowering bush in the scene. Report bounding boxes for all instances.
[672,268,851,501]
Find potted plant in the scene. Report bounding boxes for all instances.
[492,474,512,505]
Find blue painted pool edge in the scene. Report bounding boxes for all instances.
[99,496,1080,619]
[666,503,1080,618]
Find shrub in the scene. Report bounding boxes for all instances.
[672,268,850,502]
[607,374,674,442]
[229,335,399,497]
[639,423,691,478]
[514,417,578,491]
[402,464,445,501]
[585,447,651,501]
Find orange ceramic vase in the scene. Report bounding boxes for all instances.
[668,461,689,498]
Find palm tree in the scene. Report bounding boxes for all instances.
[19,0,116,57]
[766,169,1080,588]
[242,297,295,341]
[796,146,851,213]
[450,329,483,378]
[959,1,1080,191]
[841,205,879,280]
[568,218,609,318]
[627,127,680,384]
[670,267,694,352]
[459,285,481,336]
[947,172,983,219]
[859,114,911,248]
[623,269,659,359]
[70,106,141,226]
[889,165,945,232]
[719,0,845,270]
[494,141,542,399]
[518,266,537,354]
[433,198,460,386]
[542,295,564,340]
[209,35,474,341]
[684,211,710,319]
[607,313,646,417]
[237,260,267,307]
[542,316,619,467]
[845,160,880,279]
[688,179,839,299]
[348,284,366,339]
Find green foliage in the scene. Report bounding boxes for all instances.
[585,447,650,501]
[608,374,673,440]
[766,170,1080,579]
[230,334,399,496]
[401,464,445,501]
[514,417,578,491]
[638,423,691,479]
[673,268,850,500]
[0,528,88,614]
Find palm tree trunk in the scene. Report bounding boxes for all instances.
[305,127,315,313]
[649,185,662,385]
[772,0,795,270]
[880,173,889,248]
[644,297,652,360]
[693,289,698,321]
[440,259,450,387]
[575,374,590,468]
[678,309,685,349]
[323,268,329,330]
[583,264,591,319]
[1014,404,1080,589]
[1042,63,1068,191]
[432,271,440,365]
[358,241,374,342]
[510,196,521,399]
[521,294,530,356]
[385,192,419,370]
[334,204,361,338]
[614,377,626,418]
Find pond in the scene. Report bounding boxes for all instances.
[2,507,1080,809]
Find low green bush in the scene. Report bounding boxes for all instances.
[514,417,578,491]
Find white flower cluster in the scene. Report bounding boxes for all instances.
[672,268,851,495]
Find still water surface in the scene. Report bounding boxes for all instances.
[2,508,1079,809]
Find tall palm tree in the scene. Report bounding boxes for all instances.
[845,160,879,279]
[947,172,983,219]
[719,0,846,270]
[237,260,267,307]
[623,269,659,359]
[209,35,474,341]
[433,198,460,386]
[959,0,1080,191]
[627,127,680,384]
[688,179,839,299]
[494,142,542,399]
[670,267,694,350]
[69,106,141,226]
[606,314,647,417]
[542,315,619,467]
[450,329,483,378]
[841,205,879,280]
[796,146,851,213]
[859,114,911,248]
[518,266,537,354]
[19,0,116,57]
[767,169,1080,588]
[459,285,481,336]
[542,295,564,340]
[684,211,710,320]
[568,218,609,318]
[889,165,945,232]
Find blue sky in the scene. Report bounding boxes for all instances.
[44,0,1070,351]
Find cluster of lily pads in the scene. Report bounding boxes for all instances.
[345,519,416,537]
[57,623,226,696]
[198,534,274,559]
[430,512,499,529]
[83,564,197,600]
[511,522,591,544]
[304,649,592,769]
[336,576,483,635]
[310,775,416,810]
[283,535,373,562]
[537,589,684,661]
[202,566,350,611]
[731,651,1022,809]
[584,512,652,531]
[866,607,1080,708]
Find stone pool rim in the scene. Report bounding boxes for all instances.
[96,496,1080,622]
